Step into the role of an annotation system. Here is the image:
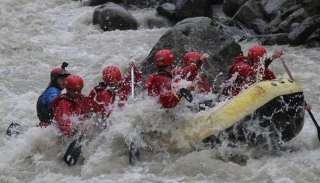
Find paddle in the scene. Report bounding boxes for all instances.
[193,55,207,99]
[193,80,200,99]
[179,88,193,102]
[128,66,140,165]
[63,132,84,167]
[129,140,140,165]
[6,122,22,136]
[131,66,134,99]
[204,59,222,85]
[306,109,320,141]
[280,57,320,141]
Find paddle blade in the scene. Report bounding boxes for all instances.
[180,88,193,103]
[63,140,82,167]
[129,141,140,165]
[6,122,21,136]
[183,92,193,103]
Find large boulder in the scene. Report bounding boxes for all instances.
[305,29,320,47]
[156,0,212,23]
[123,0,162,8]
[85,0,123,6]
[231,0,268,34]
[278,7,309,33]
[254,33,290,45]
[222,0,248,18]
[156,3,176,21]
[303,0,320,16]
[174,0,211,20]
[93,2,139,31]
[139,17,242,85]
[260,0,296,21]
[288,15,320,45]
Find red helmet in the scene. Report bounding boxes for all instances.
[50,62,70,81]
[247,45,267,59]
[102,65,121,84]
[154,49,175,68]
[65,74,84,89]
[183,52,202,66]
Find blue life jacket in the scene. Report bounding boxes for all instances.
[36,87,61,123]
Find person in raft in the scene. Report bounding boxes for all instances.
[172,51,212,94]
[51,74,90,138]
[143,49,208,108]
[221,45,283,98]
[36,62,71,128]
[88,62,142,128]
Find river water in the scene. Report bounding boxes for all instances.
[1,0,320,182]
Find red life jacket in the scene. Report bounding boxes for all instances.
[88,83,117,118]
[88,69,142,118]
[143,70,180,108]
[222,56,276,97]
[51,93,90,137]
[172,64,211,94]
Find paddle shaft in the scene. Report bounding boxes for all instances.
[205,59,222,85]
[307,109,320,127]
[193,80,199,98]
[280,58,320,141]
[129,67,139,165]
[131,67,134,99]
[280,58,294,80]
[193,62,204,99]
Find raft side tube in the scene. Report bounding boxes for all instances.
[172,79,303,144]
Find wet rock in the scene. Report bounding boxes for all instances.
[140,17,242,83]
[93,2,138,31]
[288,15,320,45]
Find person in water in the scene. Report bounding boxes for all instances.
[36,62,70,127]
[221,45,283,98]
[51,74,90,138]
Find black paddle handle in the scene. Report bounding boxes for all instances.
[307,109,320,128]
[78,132,84,141]
[306,109,320,141]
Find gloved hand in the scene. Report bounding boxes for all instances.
[305,102,311,111]
[265,50,283,67]
[129,62,139,73]
[195,53,209,68]
[200,53,209,62]
[271,50,283,60]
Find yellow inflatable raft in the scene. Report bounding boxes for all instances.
[171,78,305,147]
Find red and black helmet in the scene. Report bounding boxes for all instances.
[50,62,70,81]
[247,45,267,59]
[154,49,175,68]
[183,52,202,66]
[65,74,84,90]
[102,65,121,85]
